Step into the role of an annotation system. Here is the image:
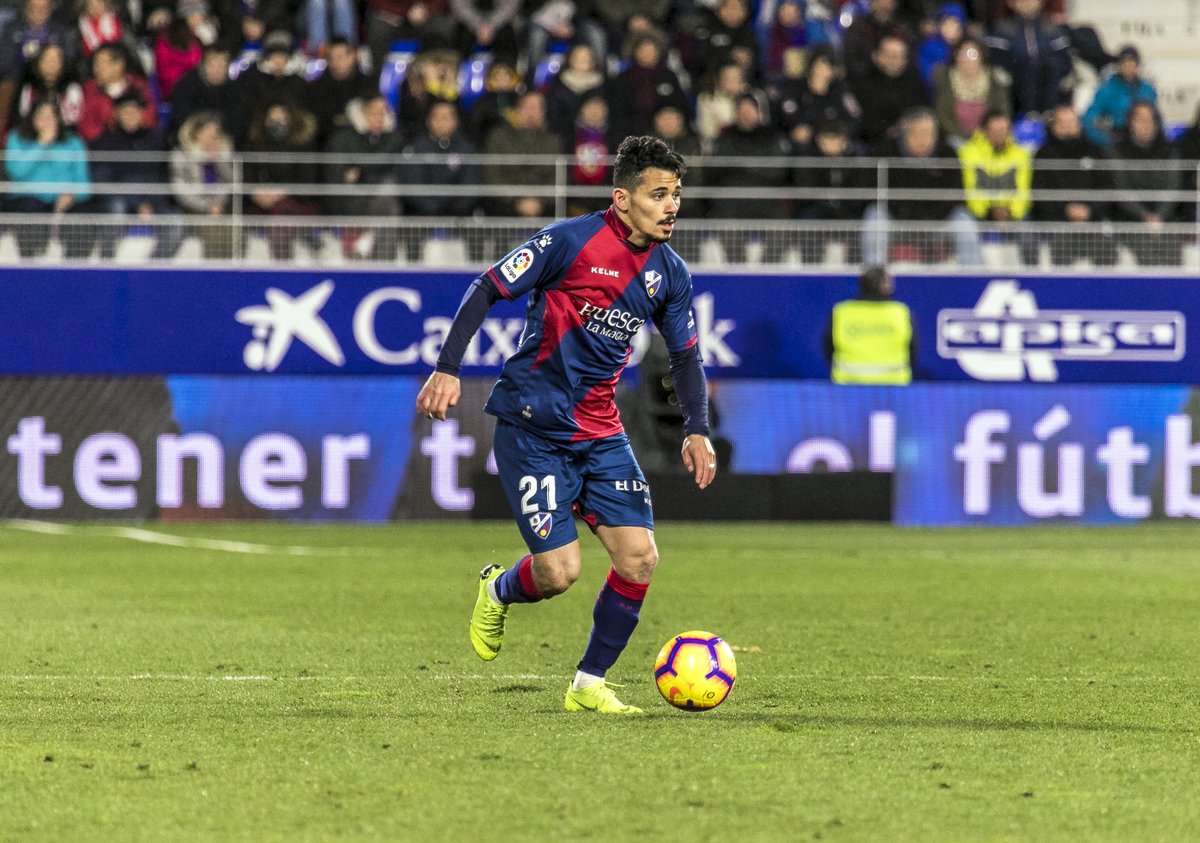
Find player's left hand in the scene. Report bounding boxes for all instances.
[681,434,717,490]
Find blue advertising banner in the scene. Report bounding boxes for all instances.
[715,380,1198,525]
[0,268,1194,383]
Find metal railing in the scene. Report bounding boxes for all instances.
[0,152,1196,270]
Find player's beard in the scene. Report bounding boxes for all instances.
[651,217,676,243]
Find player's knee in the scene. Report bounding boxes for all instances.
[621,543,658,583]
[534,555,581,597]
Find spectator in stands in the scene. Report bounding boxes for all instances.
[69,0,138,67]
[0,0,69,136]
[566,93,612,215]
[12,43,83,131]
[0,0,68,81]
[363,0,452,79]
[684,0,759,83]
[397,47,458,139]
[324,93,404,260]
[606,30,690,142]
[303,0,356,55]
[1083,45,1157,148]
[592,0,669,60]
[769,43,858,148]
[170,110,235,259]
[544,42,604,142]
[89,89,184,260]
[240,30,306,115]
[78,42,156,142]
[466,58,520,146]
[450,0,520,65]
[4,98,94,259]
[763,0,810,80]
[1029,102,1116,266]
[483,88,560,217]
[984,0,1072,118]
[1106,99,1183,267]
[932,36,1010,148]
[525,0,606,86]
[794,116,866,264]
[843,0,914,85]
[862,106,980,265]
[707,93,791,264]
[244,99,320,260]
[917,2,965,89]
[211,0,296,53]
[958,110,1031,261]
[696,62,768,153]
[1177,105,1200,224]
[168,41,243,144]
[403,98,480,217]
[849,33,926,147]
[153,17,202,101]
[308,37,374,145]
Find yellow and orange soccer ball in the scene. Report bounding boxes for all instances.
[654,630,737,711]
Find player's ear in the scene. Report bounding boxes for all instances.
[612,186,629,211]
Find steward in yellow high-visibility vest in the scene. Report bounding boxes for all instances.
[824,266,915,385]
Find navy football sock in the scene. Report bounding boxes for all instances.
[493,555,541,604]
[578,568,649,677]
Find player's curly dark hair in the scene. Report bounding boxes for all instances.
[612,136,687,191]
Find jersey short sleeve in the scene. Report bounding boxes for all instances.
[653,254,700,355]
[485,227,575,300]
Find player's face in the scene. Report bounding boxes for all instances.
[616,168,682,248]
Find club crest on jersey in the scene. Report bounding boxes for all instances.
[501,248,535,282]
[528,511,553,539]
[644,270,662,298]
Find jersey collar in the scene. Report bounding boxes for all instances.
[604,205,654,254]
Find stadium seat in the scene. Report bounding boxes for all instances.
[531,41,569,91]
[458,50,493,111]
[423,234,469,266]
[379,40,420,110]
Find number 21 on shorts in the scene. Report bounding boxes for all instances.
[518,475,557,514]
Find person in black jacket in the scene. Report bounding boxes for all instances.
[1106,99,1183,267]
[794,117,866,265]
[707,93,791,264]
[307,37,374,146]
[167,42,244,145]
[243,98,319,261]
[89,89,183,259]
[605,30,690,141]
[848,33,927,147]
[768,43,858,148]
[861,106,979,265]
[324,93,404,260]
[1028,103,1115,266]
[1176,104,1200,224]
[984,0,1073,118]
[404,99,480,216]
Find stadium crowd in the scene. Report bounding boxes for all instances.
[0,0,1198,264]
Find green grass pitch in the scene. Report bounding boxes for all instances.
[2,521,1199,841]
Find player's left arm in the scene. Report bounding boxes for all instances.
[654,261,716,490]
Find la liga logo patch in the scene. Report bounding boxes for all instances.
[528,511,553,539]
[501,248,535,283]
[644,270,662,298]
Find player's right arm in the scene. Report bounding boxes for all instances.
[416,228,573,420]
[416,275,501,420]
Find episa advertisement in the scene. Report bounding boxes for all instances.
[2,267,1198,526]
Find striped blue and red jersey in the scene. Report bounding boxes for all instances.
[481,207,701,442]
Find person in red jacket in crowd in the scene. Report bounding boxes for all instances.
[77,41,156,142]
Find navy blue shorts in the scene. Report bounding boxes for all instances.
[492,419,654,552]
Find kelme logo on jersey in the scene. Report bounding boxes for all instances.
[528,511,553,539]
[644,270,662,298]
[501,248,535,283]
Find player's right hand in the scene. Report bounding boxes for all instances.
[416,372,461,421]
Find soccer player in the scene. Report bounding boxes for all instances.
[415,136,717,715]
